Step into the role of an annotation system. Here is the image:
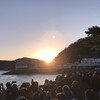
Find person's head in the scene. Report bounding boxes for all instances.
[12,83,18,88]
[21,83,27,88]
[62,85,73,99]
[55,86,62,94]
[39,90,46,98]
[6,82,11,88]
[50,98,58,100]
[20,87,28,97]
[45,79,49,84]
[56,92,66,100]
[71,80,79,88]
[44,94,51,100]
[85,89,95,100]
[16,96,28,100]
[62,85,70,93]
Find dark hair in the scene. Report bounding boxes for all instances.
[85,89,95,100]
[56,92,66,100]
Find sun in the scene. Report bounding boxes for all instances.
[35,49,57,63]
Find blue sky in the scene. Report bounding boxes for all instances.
[0,0,100,60]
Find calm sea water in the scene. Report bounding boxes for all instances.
[0,71,58,86]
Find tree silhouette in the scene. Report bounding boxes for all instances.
[85,26,100,37]
[54,26,100,63]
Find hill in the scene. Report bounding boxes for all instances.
[0,57,45,70]
[54,26,100,64]
[0,60,16,70]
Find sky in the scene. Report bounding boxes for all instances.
[0,0,100,61]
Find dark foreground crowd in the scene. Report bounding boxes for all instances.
[0,70,100,100]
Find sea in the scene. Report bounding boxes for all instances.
[0,71,58,87]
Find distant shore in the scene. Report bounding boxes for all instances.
[2,67,97,75]
[2,69,58,75]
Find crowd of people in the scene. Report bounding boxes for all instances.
[0,70,100,100]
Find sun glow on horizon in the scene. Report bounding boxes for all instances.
[34,48,58,63]
[32,30,66,63]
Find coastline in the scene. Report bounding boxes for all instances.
[2,69,58,75]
